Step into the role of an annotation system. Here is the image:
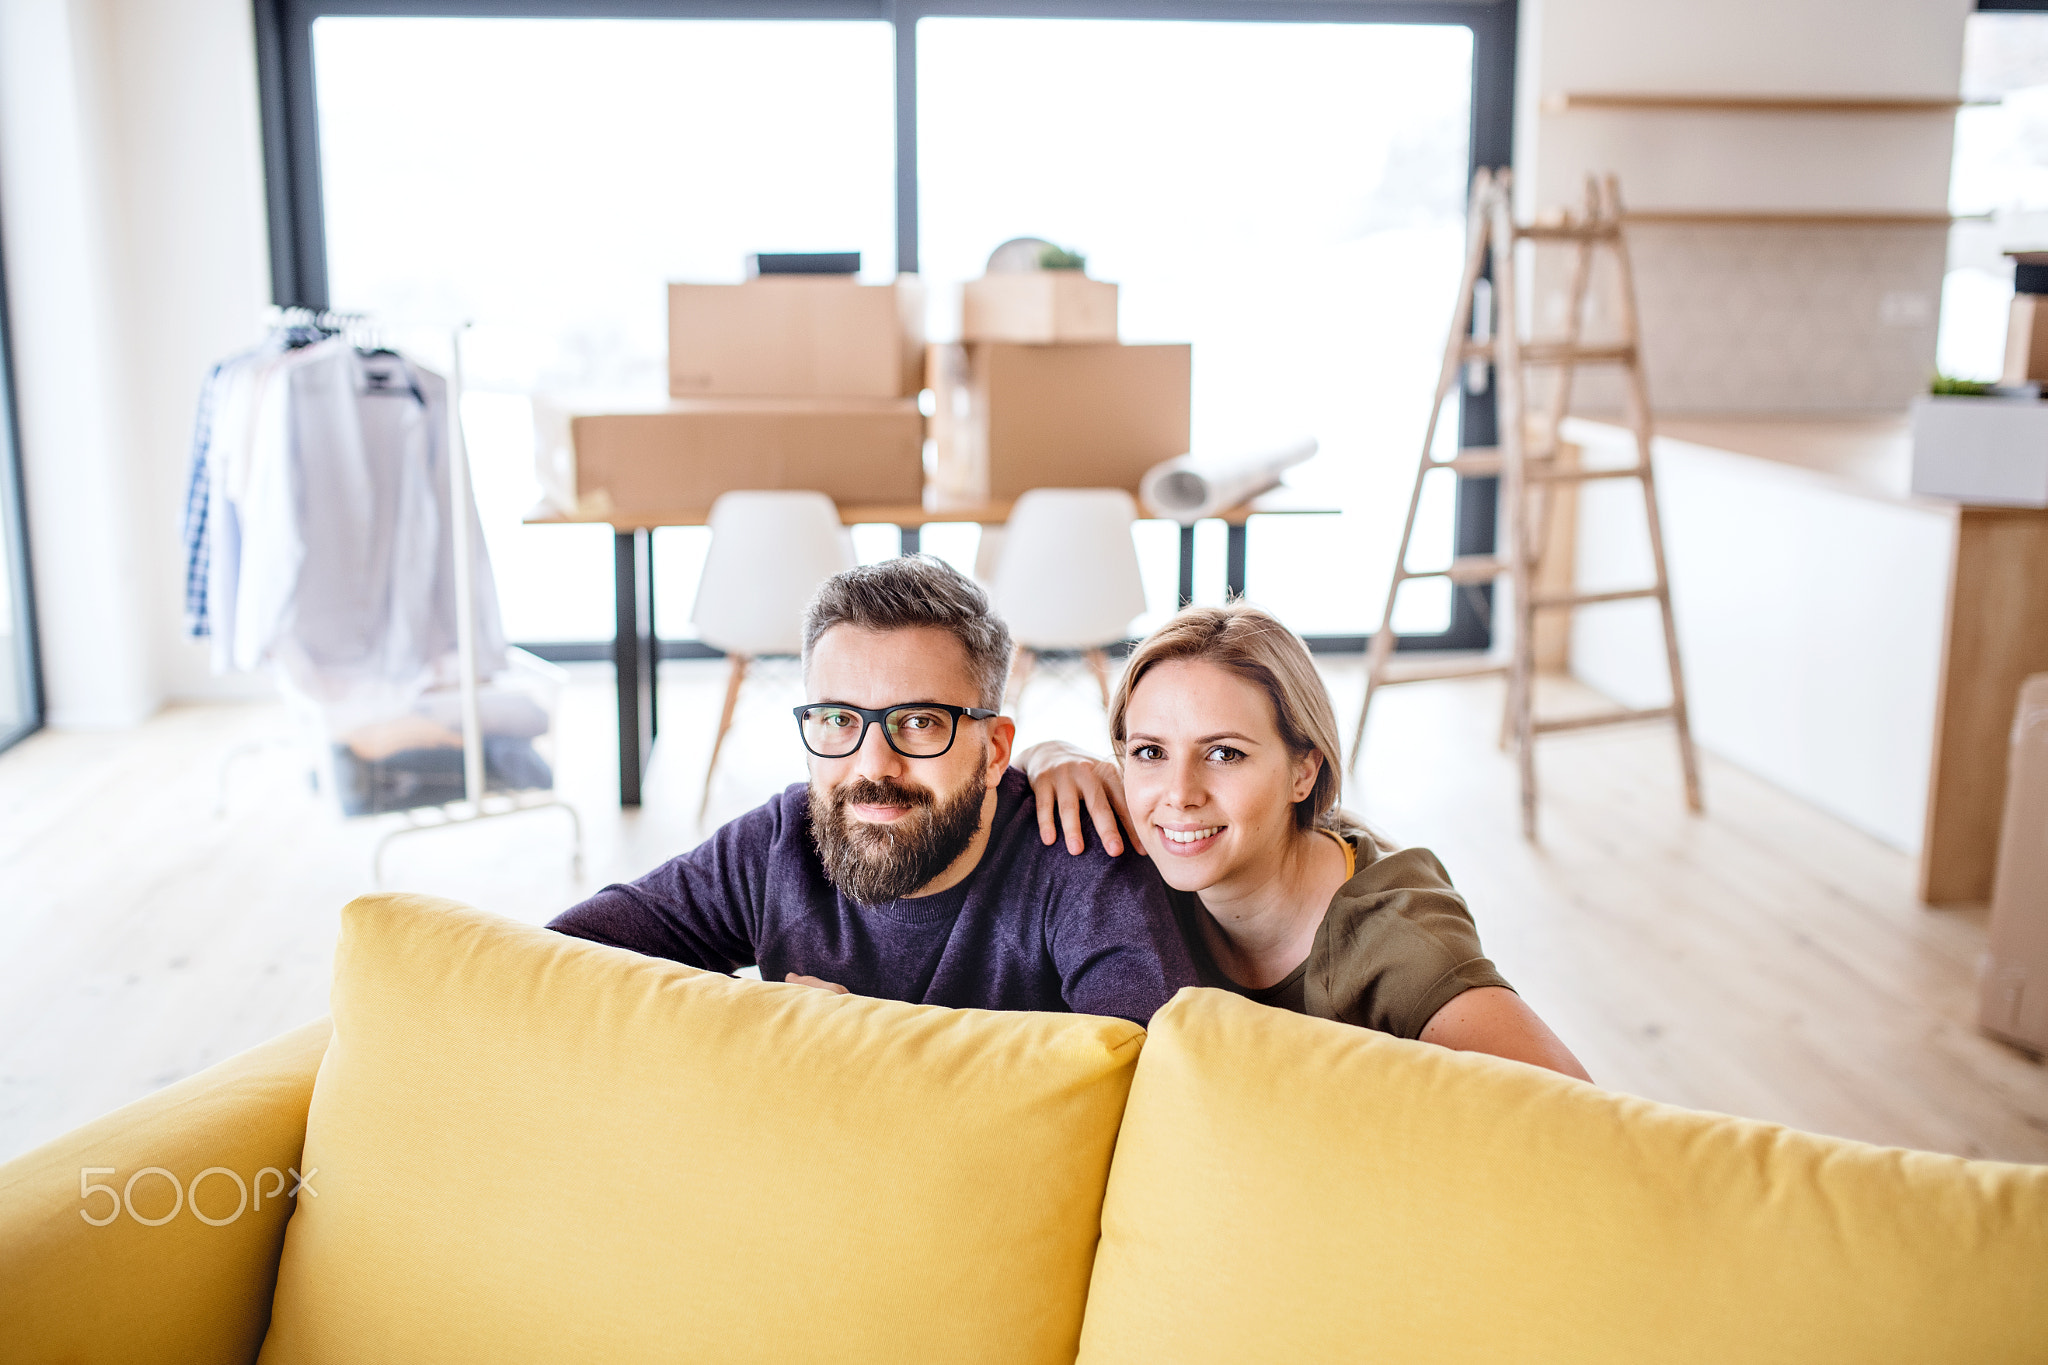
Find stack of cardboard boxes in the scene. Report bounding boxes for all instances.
[538,274,928,523]
[535,264,1194,523]
[929,270,1192,504]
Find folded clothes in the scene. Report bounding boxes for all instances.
[331,735,554,817]
[413,687,550,740]
[340,688,551,761]
[343,713,461,762]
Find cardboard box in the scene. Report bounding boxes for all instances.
[961,273,1119,344]
[929,342,1191,501]
[1909,396,2048,507]
[668,276,924,398]
[2004,293,2048,388]
[534,394,924,523]
[1982,672,2048,1053]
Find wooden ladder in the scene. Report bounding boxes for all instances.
[1348,167,1703,838]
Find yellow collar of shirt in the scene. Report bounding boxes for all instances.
[1320,827,1357,881]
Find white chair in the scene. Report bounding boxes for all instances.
[989,488,1149,709]
[691,491,855,815]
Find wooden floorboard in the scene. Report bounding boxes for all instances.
[1,659,2042,1164]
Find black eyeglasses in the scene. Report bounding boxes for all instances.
[792,702,999,759]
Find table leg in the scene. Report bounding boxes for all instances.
[1225,522,1248,600]
[1919,508,2048,903]
[1177,525,1196,606]
[900,525,921,556]
[614,529,655,807]
[645,531,658,741]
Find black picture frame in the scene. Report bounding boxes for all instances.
[251,0,1517,653]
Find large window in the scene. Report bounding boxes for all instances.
[1939,6,2048,380]
[310,16,897,644]
[917,17,1472,637]
[259,0,1514,652]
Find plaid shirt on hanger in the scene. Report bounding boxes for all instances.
[180,360,232,638]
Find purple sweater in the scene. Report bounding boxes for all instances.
[549,769,1197,1023]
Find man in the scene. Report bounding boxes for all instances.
[549,555,1195,1023]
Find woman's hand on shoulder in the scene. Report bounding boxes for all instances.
[1018,740,1143,858]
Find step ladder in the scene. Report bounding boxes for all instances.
[1349,167,1703,838]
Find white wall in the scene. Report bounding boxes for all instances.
[107,0,279,704]
[0,0,275,729]
[1518,0,1970,209]
[1514,0,1971,414]
[0,0,154,727]
[1521,0,1969,107]
[1531,2,1980,854]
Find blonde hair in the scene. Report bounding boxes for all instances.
[1109,603,1355,833]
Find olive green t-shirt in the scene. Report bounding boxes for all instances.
[1167,828,1512,1039]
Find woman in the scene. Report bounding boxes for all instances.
[1026,603,1590,1080]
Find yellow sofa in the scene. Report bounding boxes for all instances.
[4,893,2045,1364]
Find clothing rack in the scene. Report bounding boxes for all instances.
[267,305,363,329]
[213,312,583,880]
[264,304,365,345]
[368,323,582,882]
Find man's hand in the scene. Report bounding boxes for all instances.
[1018,740,1142,858]
[784,973,850,995]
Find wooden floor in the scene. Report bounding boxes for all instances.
[1,657,2043,1165]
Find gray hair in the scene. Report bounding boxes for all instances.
[801,555,1013,710]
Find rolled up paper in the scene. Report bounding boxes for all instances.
[1139,437,1319,524]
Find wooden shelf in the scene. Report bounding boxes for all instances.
[1544,92,1964,114]
[1620,210,1958,228]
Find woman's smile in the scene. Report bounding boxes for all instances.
[1157,823,1225,853]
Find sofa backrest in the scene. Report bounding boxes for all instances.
[1077,988,2048,1364]
[256,894,1144,1364]
[14,897,2046,1365]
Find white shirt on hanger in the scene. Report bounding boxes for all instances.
[224,340,507,733]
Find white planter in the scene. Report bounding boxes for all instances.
[1909,395,2048,507]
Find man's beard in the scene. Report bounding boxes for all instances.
[810,756,990,906]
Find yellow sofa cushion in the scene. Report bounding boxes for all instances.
[1078,988,2048,1365]
[258,894,1145,1364]
[0,1018,331,1365]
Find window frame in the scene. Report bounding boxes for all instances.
[0,211,42,755]
[252,0,1516,652]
